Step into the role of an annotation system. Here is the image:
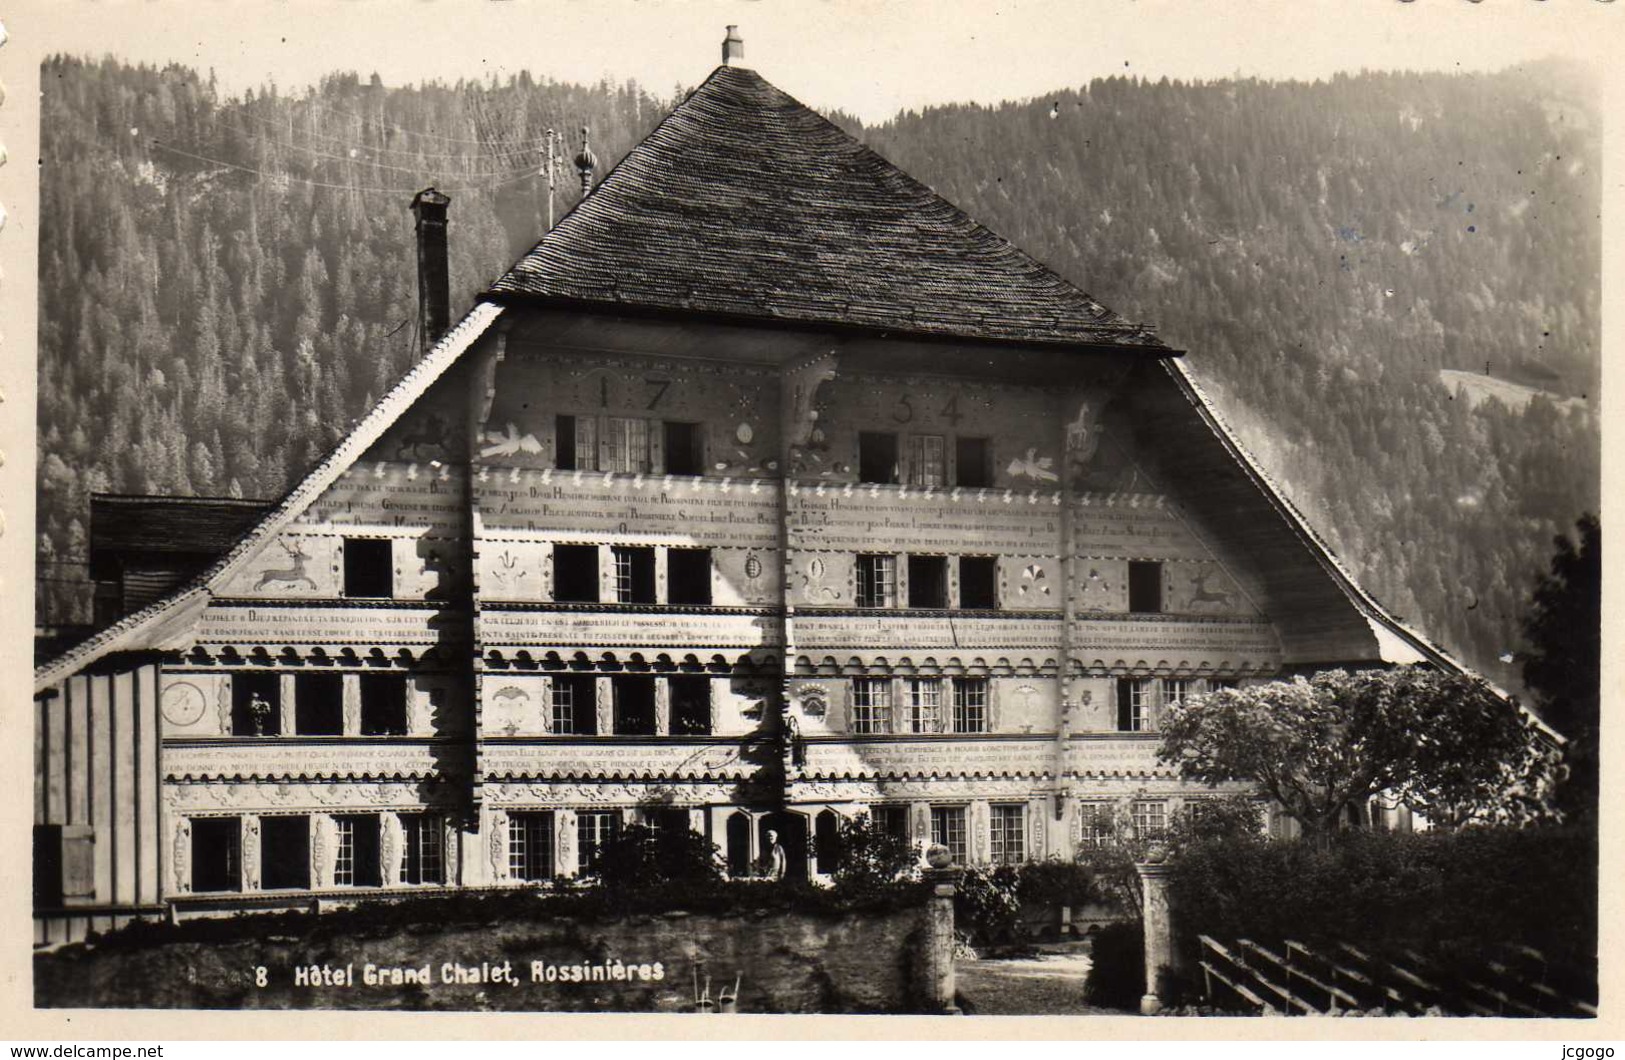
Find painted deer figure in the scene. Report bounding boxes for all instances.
[1187,568,1235,610]
[253,539,318,593]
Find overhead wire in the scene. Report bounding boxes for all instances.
[149,139,544,195]
[235,107,539,162]
[226,121,535,178]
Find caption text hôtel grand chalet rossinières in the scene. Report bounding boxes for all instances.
[33,28,1463,945]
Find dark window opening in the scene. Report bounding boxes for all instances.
[959,556,998,609]
[955,437,992,488]
[260,815,311,891]
[858,431,900,484]
[192,816,242,893]
[663,421,705,476]
[552,544,600,603]
[726,812,753,877]
[294,673,343,736]
[646,808,690,836]
[1116,678,1151,733]
[509,812,555,881]
[334,814,382,887]
[612,546,657,604]
[231,672,280,737]
[555,415,578,470]
[930,806,967,866]
[1128,560,1163,614]
[33,826,63,906]
[550,674,597,735]
[613,676,657,736]
[667,548,712,606]
[814,810,842,876]
[343,538,394,599]
[577,811,621,875]
[360,674,408,736]
[907,555,948,609]
[34,825,93,905]
[669,675,712,735]
[872,805,910,840]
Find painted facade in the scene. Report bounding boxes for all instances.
[33,46,1454,945]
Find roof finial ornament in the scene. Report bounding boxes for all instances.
[574,125,597,197]
[721,25,746,68]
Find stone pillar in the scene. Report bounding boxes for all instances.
[241,816,262,892]
[311,815,336,891]
[922,845,963,1015]
[486,809,509,884]
[278,675,296,736]
[1135,845,1176,1016]
[556,809,579,877]
[654,678,671,736]
[595,677,614,736]
[381,812,403,888]
[968,800,991,864]
[342,675,362,736]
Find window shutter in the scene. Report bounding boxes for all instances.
[61,825,96,899]
[576,416,598,472]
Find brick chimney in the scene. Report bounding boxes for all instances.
[410,187,451,353]
[721,25,746,68]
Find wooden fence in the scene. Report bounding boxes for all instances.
[1196,935,1596,1017]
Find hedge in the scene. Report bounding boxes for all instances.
[1167,825,1596,967]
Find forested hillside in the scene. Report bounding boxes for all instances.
[36,56,1599,698]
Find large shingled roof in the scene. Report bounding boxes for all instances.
[489,65,1172,352]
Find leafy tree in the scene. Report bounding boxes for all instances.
[1520,513,1601,822]
[1157,668,1561,838]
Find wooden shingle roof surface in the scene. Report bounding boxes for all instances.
[489,65,1171,352]
[90,494,273,558]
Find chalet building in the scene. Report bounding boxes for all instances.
[33,30,1461,944]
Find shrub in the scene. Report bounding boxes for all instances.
[1083,920,1144,1011]
[954,864,1023,948]
[590,824,726,899]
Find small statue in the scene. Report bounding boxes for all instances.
[248,691,273,736]
[761,829,787,881]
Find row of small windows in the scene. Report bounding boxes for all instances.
[1077,800,1171,848]
[1114,677,1238,732]
[858,432,993,489]
[854,554,998,610]
[547,674,712,736]
[551,417,998,488]
[229,672,408,737]
[853,556,1165,613]
[849,676,989,735]
[185,801,1192,894]
[556,416,707,477]
[190,812,445,893]
[553,545,712,606]
[920,804,1023,867]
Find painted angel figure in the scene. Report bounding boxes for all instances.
[1007,448,1059,482]
[480,422,544,460]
